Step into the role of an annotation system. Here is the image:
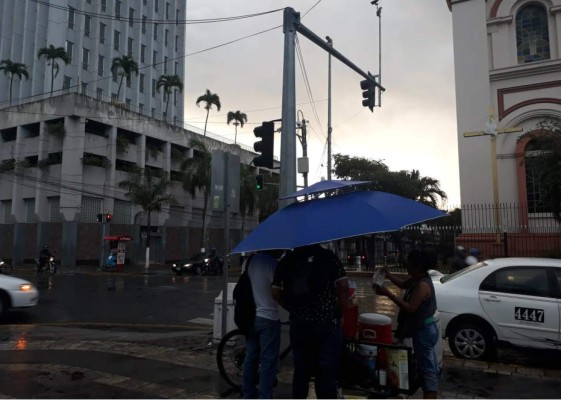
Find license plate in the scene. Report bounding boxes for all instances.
[514,307,544,323]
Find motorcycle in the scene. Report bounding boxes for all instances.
[0,258,13,274]
[35,256,57,275]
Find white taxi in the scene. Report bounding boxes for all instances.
[0,274,39,318]
[434,258,561,360]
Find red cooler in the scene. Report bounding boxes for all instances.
[358,313,393,344]
[343,304,359,338]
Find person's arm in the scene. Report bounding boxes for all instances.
[374,280,431,314]
[271,286,288,311]
[383,268,409,289]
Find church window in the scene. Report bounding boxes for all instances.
[516,4,550,64]
[524,140,552,213]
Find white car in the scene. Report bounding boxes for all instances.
[0,274,39,318]
[434,258,561,361]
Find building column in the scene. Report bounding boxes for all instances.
[11,126,26,264]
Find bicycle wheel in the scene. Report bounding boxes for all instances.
[217,329,247,390]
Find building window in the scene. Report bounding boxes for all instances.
[114,30,120,51]
[81,82,88,94]
[113,200,132,224]
[155,0,159,13]
[68,6,75,29]
[84,15,91,37]
[175,35,179,52]
[113,73,118,83]
[164,56,168,73]
[129,7,134,27]
[63,76,71,90]
[2,200,12,223]
[142,15,147,33]
[139,73,145,92]
[176,9,179,25]
[98,55,104,76]
[126,98,131,109]
[166,2,170,19]
[174,61,178,74]
[66,41,74,63]
[80,196,103,223]
[101,0,106,12]
[516,4,550,64]
[100,23,106,44]
[165,29,169,46]
[24,198,37,223]
[151,108,155,118]
[112,93,118,101]
[115,0,121,20]
[143,0,147,5]
[525,140,553,213]
[152,50,157,66]
[48,197,62,222]
[173,116,177,126]
[174,90,177,106]
[82,48,89,70]
[152,79,156,97]
[140,45,146,63]
[127,37,134,56]
[153,23,158,40]
[97,87,103,100]
[126,75,131,88]
[139,103,144,113]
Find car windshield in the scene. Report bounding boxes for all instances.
[440,261,488,283]
[187,253,205,262]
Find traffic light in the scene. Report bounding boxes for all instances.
[105,213,112,223]
[253,121,275,168]
[97,213,103,223]
[256,174,264,190]
[360,76,376,112]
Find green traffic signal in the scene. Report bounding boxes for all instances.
[256,174,264,190]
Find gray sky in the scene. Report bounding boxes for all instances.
[182,0,459,206]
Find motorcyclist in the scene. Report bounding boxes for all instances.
[39,244,53,269]
[451,246,467,273]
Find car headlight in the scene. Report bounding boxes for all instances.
[184,263,191,267]
[204,258,210,263]
[19,284,33,292]
[0,261,4,266]
[172,263,177,267]
[49,257,54,262]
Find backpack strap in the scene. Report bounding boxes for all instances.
[241,254,255,274]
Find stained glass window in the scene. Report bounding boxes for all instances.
[516,4,550,64]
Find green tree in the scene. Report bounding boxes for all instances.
[227,110,247,145]
[180,138,212,250]
[522,118,561,221]
[118,168,175,269]
[398,169,447,208]
[239,164,258,237]
[156,74,183,118]
[196,89,221,137]
[111,55,139,100]
[37,45,70,96]
[0,59,29,102]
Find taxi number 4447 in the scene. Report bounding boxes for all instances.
[514,307,544,323]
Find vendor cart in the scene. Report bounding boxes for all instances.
[102,235,132,271]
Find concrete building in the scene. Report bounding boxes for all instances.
[0,0,185,125]
[447,0,561,257]
[0,93,263,267]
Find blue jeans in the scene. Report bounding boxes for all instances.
[242,317,281,399]
[289,320,342,399]
[412,322,439,393]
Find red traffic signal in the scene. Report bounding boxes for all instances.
[105,213,112,223]
[253,121,275,168]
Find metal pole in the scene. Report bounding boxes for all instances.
[376,4,382,107]
[326,36,333,180]
[221,152,230,339]
[302,118,308,189]
[279,8,298,208]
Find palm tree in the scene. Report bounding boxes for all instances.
[0,59,29,102]
[156,74,183,118]
[196,89,221,137]
[180,138,212,250]
[239,164,258,238]
[37,45,70,96]
[403,169,447,207]
[111,55,139,100]
[118,168,175,269]
[227,110,247,145]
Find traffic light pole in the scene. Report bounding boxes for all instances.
[280,8,386,207]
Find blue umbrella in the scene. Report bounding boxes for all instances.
[231,190,447,254]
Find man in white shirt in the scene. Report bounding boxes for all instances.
[242,251,282,399]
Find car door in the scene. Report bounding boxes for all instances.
[478,266,559,349]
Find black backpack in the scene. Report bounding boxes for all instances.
[233,255,255,334]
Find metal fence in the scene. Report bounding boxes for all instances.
[342,203,561,273]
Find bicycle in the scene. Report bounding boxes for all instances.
[0,259,13,274]
[217,326,419,397]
